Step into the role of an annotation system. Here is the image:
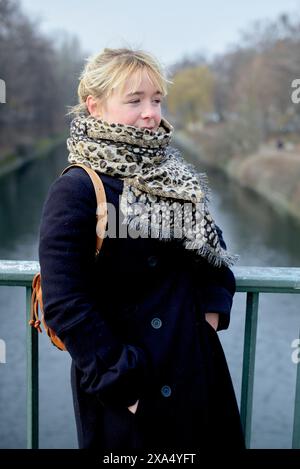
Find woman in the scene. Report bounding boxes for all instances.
[39,47,245,450]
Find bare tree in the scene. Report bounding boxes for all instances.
[0,0,85,158]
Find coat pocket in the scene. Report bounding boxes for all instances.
[102,403,144,450]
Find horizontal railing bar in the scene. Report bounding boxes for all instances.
[1,261,300,291]
[234,267,300,292]
[0,260,39,285]
[236,286,300,294]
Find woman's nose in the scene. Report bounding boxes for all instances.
[140,103,156,119]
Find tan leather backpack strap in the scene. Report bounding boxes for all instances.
[29,272,42,333]
[61,163,107,255]
[29,272,66,350]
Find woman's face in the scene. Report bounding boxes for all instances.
[87,68,162,131]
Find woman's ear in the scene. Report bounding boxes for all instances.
[86,95,101,118]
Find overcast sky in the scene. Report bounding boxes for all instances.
[20,0,300,66]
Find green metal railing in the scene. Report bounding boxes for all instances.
[0,260,40,449]
[0,261,300,449]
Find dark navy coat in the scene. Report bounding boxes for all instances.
[39,166,244,450]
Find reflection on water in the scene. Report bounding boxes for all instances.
[0,145,299,448]
[0,145,67,260]
[207,169,300,268]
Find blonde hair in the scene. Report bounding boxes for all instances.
[68,47,171,116]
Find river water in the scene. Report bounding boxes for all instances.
[0,143,299,449]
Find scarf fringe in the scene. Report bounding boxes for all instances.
[184,241,239,268]
[121,202,239,268]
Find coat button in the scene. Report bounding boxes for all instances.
[161,385,172,397]
[147,255,159,268]
[151,317,162,329]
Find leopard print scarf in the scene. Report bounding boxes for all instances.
[67,115,238,267]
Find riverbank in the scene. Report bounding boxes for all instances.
[173,130,300,225]
[0,133,67,178]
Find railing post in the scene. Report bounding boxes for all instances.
[26,286,39,449]
[240,291,259,448]
[292,329,300,448]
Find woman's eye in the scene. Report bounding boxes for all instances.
[128,100,140,104]
[153,99,161,104]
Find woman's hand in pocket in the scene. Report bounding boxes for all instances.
[205,312,219,331]
[128,399,139,414]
